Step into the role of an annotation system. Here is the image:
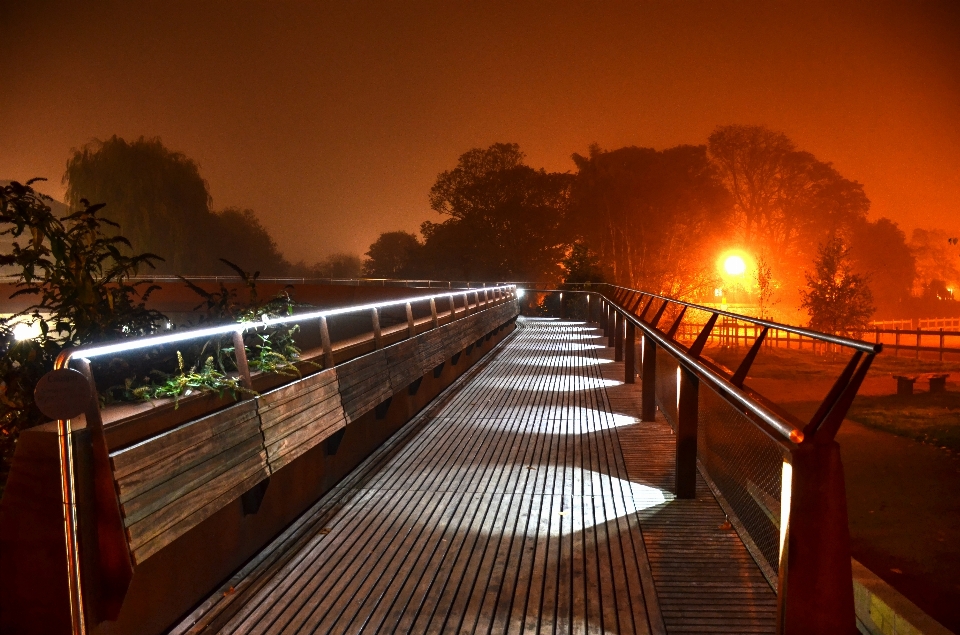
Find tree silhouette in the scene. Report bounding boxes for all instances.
[569,144,729,296]
[423,143,573,282]
[800,237,874,337]
[362,231,423,278]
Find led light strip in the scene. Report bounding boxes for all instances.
[67,285,517,361]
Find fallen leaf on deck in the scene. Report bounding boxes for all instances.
[891,568,902,574]
[223,586,235,596]
[319,527,331,535]
[719,521,732,530]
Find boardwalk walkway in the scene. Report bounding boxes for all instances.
[173,318,774,634]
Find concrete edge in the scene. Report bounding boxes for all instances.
[853,558,954,635]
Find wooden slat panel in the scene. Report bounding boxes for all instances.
[257,367,346,470]
[133,460,269,564]
[110,400,259,478]
[110,400,269,565]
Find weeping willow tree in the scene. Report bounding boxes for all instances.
[63,136,220,274]
[64,135,294,276]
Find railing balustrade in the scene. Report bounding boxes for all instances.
[44,285,518,635]
[527,283,880,635]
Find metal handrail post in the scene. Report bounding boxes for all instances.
[641,333,656,422]
[676,366,699,498]
[614,311,624,362]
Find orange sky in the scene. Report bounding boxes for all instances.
[1,1,958,265]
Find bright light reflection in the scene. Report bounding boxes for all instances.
[13,322,42,340]
[516,356,614,367]
[473,407,638,431]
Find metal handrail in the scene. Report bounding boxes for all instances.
[529,283,882,354]
[616,300,804,448]
[52,285,517,634]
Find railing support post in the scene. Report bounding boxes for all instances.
[777,442,856,634]
[625,320,636,384]
[602,302,609,337]
[641,333,656,422]
[607,306,616,347]
[615,311,624,361]
[559,292,565,320]
[675,365,698,499]
[231,330,253,389]
[588,294,594,323]
[429,298,439,329]
[319,316,335,368]
[405,302,416,338]
[371,308,383,349]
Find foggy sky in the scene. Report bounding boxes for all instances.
[2,1,958,266]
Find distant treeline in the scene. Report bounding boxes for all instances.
[57,132,957,320]
[363,129,958,320]
[62,135,361,279]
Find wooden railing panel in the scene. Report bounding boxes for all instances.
[109,401,269,565]
[336,350,395,423]
[258,368,345,472]
[384,337,426,392]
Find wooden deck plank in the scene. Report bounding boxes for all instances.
[173,317,774,634]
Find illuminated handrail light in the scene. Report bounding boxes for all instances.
[67,285,517,362]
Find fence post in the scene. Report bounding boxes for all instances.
[625,320,636,384]
[895,327,900,357]
[641,333,656,422]
[319,316,335,369]
[916,327,921,359]
[371,308,383,349]
[778,442,856,634]
[588,294,594,323]
[675,365,698,499]
[430,298,439,328]
[559,292,565,320]
[615,311,624,361]
[940,328,945,362]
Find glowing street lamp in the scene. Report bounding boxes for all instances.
[724,254,746,276]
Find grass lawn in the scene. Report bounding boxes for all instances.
[702,344,960,379]
[847,390,960,453]
[701,345,960,452]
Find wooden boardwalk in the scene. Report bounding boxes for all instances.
[173,318,774,634]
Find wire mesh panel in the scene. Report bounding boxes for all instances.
[698,382,787,576]
[655,350,679,429]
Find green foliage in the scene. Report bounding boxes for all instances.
[0,179,166,428]
[800,237,875,337]
[107,352,253,408]
[176,258,311,379]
